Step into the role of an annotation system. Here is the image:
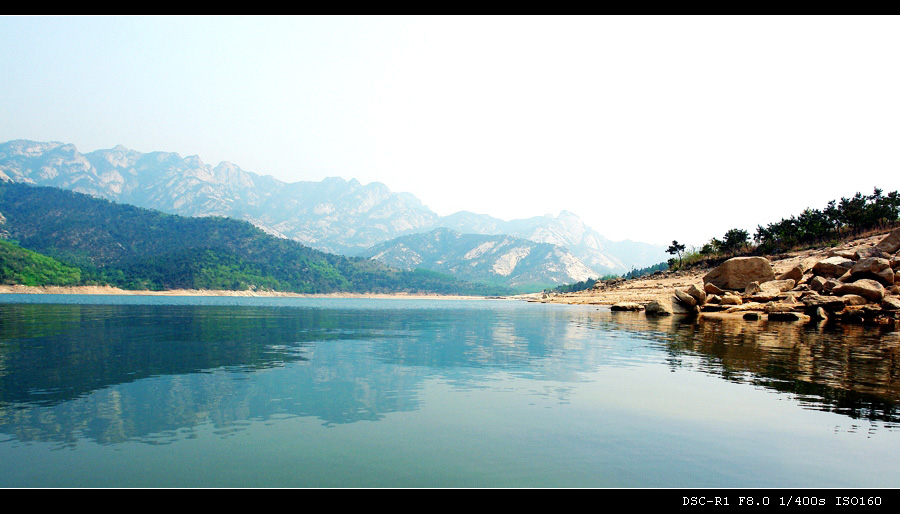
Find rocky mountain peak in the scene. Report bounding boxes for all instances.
[0,139,669,273]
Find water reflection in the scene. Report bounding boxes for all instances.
[2,298,899,450]
[596,310,900,425]
[0,300,616,445]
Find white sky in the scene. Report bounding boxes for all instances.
[2,15,899,247]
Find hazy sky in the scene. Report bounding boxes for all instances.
[3,15,899,246]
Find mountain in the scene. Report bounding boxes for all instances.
[0,182,508,295]
[0,140,437,256]
[435,210,666,274]
[363,227,596,291]
[0,140,667,275]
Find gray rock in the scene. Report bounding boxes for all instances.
[703,256,776,291]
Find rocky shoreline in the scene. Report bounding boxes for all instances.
[538,228,900,325]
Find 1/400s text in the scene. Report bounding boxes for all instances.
[682,497,882,507]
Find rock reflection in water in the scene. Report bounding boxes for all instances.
[600,310,900,425]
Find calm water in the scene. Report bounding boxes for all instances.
[0,294,898,488]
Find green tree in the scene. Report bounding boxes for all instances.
[666,240,686,268]
[721,228,749,253]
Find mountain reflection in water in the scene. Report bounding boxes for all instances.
[1,297,899,452]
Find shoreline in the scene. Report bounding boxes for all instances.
[0,284,513,300]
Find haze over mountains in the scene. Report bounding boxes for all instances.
[0,140,668,286]
[364,227,596,289]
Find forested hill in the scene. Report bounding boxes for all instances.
[0,182,508,295]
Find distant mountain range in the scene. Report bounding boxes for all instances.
[0,140,668,286]
[0,182,504,295]
[363,227,596,289]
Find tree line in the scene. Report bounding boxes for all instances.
[667,187,900,269]
[753,188,899,253]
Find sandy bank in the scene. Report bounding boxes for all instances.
[0,284,497,300]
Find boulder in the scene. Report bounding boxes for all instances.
[720,293,743,305]
[828,249,858,260]
[832,279,886,303]
[645,299,672,316]
[808,276,828,292]
[684,284,707,305]
[878,268,895,286]
[855,246,889,260]
[875,227,900,254]
[759,279,796,293]
[843,257,894,286]
[764,302,797,313]
[749,292,787,303]
[777,266,804,282]
[674,288,697,307]
[883,297,900,311]
[809,275,840,293]
[841,294,868,306]
[703,256,775,291]
[850,256,891,276]
[724,302,765,313]
[704,282,726,295]
[812,256,854,278]
[802,293,847,313]
[647,295,699,316]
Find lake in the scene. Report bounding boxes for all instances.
[0,294,898,488]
